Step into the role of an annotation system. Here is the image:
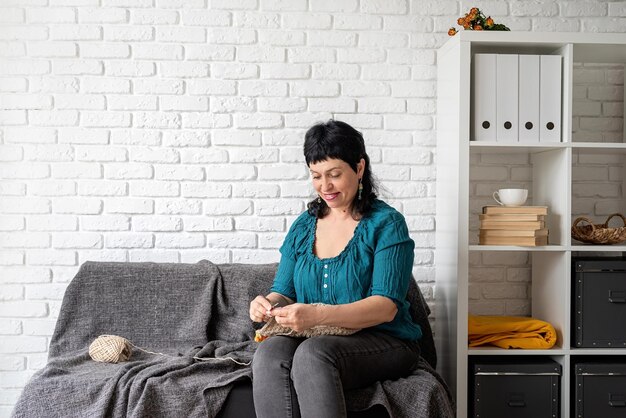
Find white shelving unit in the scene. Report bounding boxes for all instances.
[435,32,626,418]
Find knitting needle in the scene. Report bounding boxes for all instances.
[265,302,280,317]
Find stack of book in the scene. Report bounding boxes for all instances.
[479,205,549,246]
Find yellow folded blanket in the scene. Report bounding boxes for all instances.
[468,315,557,349]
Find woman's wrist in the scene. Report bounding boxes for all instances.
[316,303,333,326]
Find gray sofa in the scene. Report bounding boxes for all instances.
[13,260,454,418]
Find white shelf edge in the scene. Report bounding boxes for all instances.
[569,349,626,355]
[469,245,626,252]
[470,142,626,154]
[572,142,626,154]
[455,31,626,46]
[571,245,626,252]
[572,142,626,148]
[468,347,568,355]
[469,141,569,147]
[469,142,568,153]
[469,347,626,356]
[469,245,567,251]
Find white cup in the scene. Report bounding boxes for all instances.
[493,188,528,206]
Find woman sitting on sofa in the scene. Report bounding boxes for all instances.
[249,119,422,418]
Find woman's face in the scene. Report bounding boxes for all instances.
[309,158,365,212]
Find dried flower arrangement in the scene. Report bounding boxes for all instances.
[448,7,510,36]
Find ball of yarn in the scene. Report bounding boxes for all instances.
[89,335,132,363]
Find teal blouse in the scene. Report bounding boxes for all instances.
[271,200,422,341]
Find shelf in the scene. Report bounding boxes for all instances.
[468,347,568,356]
[470,142,626,154]
[570,348,626,355]
[469,347,626,356]
[469,142,568,154]
[571,245,626,252]
[471,245,626,252]
[469,245,566,252]
[572,143,626,153]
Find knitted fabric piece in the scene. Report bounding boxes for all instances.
[258,303,361,338]
[258,315,360,338]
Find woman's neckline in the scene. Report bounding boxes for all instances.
[308,211,366,263]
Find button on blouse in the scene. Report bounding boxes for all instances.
[270,199,422,342]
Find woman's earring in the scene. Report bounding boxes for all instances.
[317,195,321,203]
[358,178,363,200]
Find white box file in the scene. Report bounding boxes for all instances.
[473,54,497,141]
[496,54,519,142]
[539,55,562,142]
[518,55,540,142]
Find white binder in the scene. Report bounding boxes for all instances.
[473,54,497,141]
[496,54,519,142]
[518,55,540,143]
[540,55,562,142]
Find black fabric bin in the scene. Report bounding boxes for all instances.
[575,363,626,418]
[573,257,626,348]
[472,360,561,418]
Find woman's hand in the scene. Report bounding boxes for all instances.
[249,295,275,323]
[272,303,323,332]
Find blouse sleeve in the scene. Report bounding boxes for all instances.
[269,214,306,300]
[370,215,415,305]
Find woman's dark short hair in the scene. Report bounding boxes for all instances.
[304,120,378,219]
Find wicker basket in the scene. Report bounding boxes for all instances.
[571,213,626,245]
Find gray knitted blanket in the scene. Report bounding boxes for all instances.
[12,260,261,418]
[13,260,454,418]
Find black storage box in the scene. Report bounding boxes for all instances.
[573,257,626,348]
[575,363,626,418]
[472,360,561,418]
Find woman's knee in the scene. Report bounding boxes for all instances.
[253,336,299,373]
[291,337,338,379]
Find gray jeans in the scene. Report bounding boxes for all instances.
[251,330,420,418]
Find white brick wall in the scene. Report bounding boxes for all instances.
[1,0,625,413]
